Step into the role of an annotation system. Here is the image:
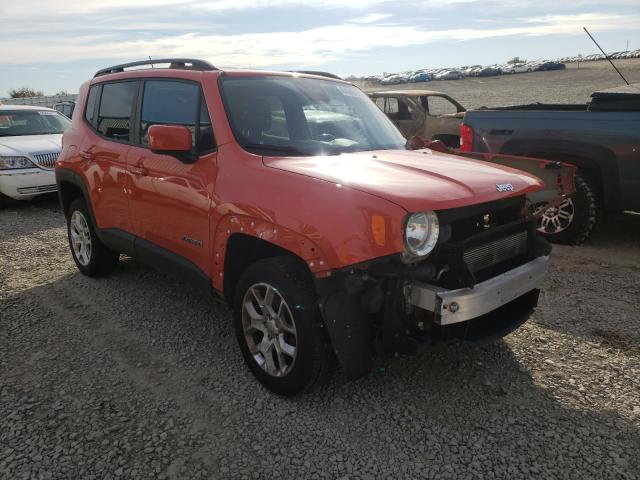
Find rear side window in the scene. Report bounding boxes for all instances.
[97,82,137,141]
[140,80,215,153]
[85,86,100,125]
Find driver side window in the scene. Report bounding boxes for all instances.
[140,80,215,153]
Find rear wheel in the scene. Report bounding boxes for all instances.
[66,198,119,276]
[233,256,333,396]
[533,175,598,245]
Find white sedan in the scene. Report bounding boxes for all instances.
[0,105,70,206]
[505,63,533,74]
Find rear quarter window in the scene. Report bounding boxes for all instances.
[85,86,100,126]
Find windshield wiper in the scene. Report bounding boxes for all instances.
[243,143,309,156]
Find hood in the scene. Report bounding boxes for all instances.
[0,134,63,156]
[264,149,544,212]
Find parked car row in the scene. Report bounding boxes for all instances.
[558,49,640,63]
[366,60,567,84]
[364,48,640,86]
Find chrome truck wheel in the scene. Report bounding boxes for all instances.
[242,283,298,377]
[531,175,598,246]
[535,198,575,234]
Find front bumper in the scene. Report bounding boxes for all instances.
[0,168,57,200]
[408,255,548,325]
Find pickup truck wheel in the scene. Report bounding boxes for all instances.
[534,175,598,245]
[66,198,119,277]
[233,256,332,396]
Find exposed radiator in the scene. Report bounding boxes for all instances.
[463,230,528,273]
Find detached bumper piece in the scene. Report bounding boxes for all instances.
[409,256,548,325]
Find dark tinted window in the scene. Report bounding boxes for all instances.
[97,82,137,141]
[198,97,215,152]
[140,80,214,152]
[85,86,99,125]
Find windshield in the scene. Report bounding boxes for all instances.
[0,110,71,137]
[219,75,407,156]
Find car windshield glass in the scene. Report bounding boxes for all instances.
[0,110,71,137]
[219,75,407,156]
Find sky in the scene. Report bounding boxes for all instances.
[1,0,639,96]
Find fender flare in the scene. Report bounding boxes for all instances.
[211,213,335,291]
[55,169,92,218]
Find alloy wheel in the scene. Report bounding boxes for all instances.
[535,198,575,234]
[70,210,92,266]
[241,283,298,377]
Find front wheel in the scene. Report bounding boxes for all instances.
[533,175,599,245]
[0,193,13,208]
[233,256,333,396]
[66,198,120,277]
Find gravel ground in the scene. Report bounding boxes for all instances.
[359,58,640,108]
[1,194,639,479]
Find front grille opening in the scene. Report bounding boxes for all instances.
[439,196,526,241]
[17,185,57,194]
[33,152,60,169]
[464,231,528,273]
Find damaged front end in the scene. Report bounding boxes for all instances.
[315,195,551,380]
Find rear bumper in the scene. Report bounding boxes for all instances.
[408,255,548,325]
[0,168,57,200]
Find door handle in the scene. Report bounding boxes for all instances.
[79,150,95,160]
[128,165,148,176]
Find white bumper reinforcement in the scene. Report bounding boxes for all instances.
[408,256,549,325]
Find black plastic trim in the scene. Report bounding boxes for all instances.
[95,58,217,77]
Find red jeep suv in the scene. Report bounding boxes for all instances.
[56,59,551,395]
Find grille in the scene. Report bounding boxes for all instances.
[463,230,528,273]
[32,152,60,169]
[17,184,57,194]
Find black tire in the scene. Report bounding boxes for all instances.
[233,256,333,396]
[535,175,599,245]
[66,197,119,277]
[0,193,13,208]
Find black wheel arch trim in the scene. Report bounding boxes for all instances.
[56,169,103,235]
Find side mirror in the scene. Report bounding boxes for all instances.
[148,125,192,153]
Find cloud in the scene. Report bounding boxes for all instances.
[1,12,637,68]
[349,13,392,23]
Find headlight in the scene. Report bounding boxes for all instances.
[0,156,36,170]
[403,211,439,260]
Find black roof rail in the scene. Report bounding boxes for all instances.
[94,58,217,77]
[288,70,343,80]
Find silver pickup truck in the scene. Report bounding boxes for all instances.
[461,83,640,244]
